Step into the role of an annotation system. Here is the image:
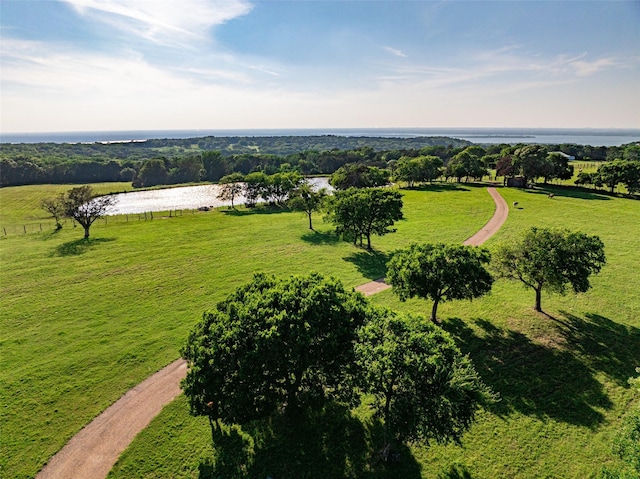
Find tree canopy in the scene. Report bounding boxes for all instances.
[386,243,493,323]
[217,173,244,209]
[356,308,496,451]
[325,187,403,249]
[180,273,369,429]
[493,227,606,312]
[329,163,389,190]
[59,186,117,239]
[287,183,328,230]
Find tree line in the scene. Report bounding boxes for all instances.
[2,136,638,187]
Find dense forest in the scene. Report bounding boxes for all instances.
[0,134,638,188]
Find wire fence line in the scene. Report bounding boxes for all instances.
[1,209,197,237]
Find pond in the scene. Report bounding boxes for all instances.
[106,177,331,215]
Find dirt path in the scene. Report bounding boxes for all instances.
[36,186,508,479]
[356,186,508,296]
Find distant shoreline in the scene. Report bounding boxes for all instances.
[1,127,639,146]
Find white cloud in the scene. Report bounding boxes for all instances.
[383,46,407,58]
[60,0,253,46]
[569,57,617,77]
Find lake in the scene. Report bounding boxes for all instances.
[107,177,331,215]
[3,127,639,146]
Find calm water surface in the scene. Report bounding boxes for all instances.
[108,177,331,215]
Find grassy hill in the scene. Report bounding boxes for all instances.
[1,182,638,478]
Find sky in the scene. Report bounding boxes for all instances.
[1,0,639,133]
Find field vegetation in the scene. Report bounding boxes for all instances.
[1,178,639,478]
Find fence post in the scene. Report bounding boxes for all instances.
[40,224,43,231]
[24,225,27,234]
[150,211,153,220]
[3,227,6,236]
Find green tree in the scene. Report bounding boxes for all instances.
[169,156,204,184]
[217,173,244,209]
[493,227,606,312]
[393,156,422,187]
[394,156,443,186]
[201,151,228,182]
[134,158,168,187]
[40,193,66,230]
[356,308,496,456]
[512,144,548,184]
[61,186,117,239]
[446,150,486,182]
[325,188,403,249]
[287,183,327,230]
[543,152,574,184]
[329,163,388,190]
[243,171,269,207]
[620,160,640,195]
[265,171,304,205]
[181,273,368,433]
[386,243,493,324]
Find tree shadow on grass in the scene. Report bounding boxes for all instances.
[441,317,612,428]
[522,185,611,201]
[300,229,341,245]
[437,464,475,479]
[221,205,291,216]
[402,183,471,193]
[199,403,421,479]
[53,237,116,256]
[343,250,389,280]
[552,311,640,387]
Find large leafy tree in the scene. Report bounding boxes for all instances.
[394,155,443,186]
[325,187,403,249]
[263,171,304,205]
[386,243,493,324]
[61,186,117,239]
[287,183,328,230]
[329,163,389,190]
[217,172,245,209]
[181,273,368,432]
[134,158,168,187]
[356,309,496,456]
[243,171,270,207]
[445,150,486,182]
[493,227,606,312]
[512,144,548,184]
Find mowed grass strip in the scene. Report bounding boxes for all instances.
[1,182,493,479]
[108,185,640,479]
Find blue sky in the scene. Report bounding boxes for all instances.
[1,0,639,133]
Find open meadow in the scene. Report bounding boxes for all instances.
[1,182,638,478]
[1,182,491,478]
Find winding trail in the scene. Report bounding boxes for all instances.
[36,186,508,479]
[355,186,508,295]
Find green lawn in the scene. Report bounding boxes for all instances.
[106,183,640,479]
[1,182,494,479]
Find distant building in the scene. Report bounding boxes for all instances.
[506,176,527,188]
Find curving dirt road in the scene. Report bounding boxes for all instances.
[36,186,508,479]
[355,186,508,295]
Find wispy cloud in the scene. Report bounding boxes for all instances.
[60,0,253,46]
[383,46,407,58]
[569,57,617,77]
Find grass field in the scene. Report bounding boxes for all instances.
[2,181,638,478]
[1,182,496,479]
[102,183,640,479]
